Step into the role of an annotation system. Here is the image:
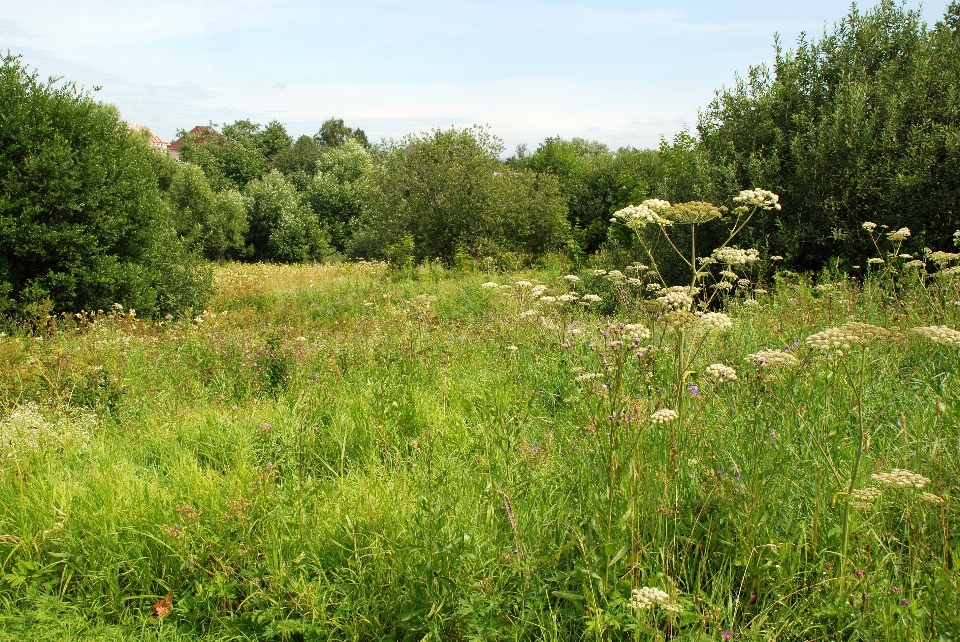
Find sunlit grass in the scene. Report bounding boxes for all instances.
[0,260,957,640]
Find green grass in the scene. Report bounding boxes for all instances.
[0,260,957,641]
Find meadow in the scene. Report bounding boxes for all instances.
[0,248,958,640]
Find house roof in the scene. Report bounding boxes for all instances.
[168,126,214,151]
[127,122,170,148]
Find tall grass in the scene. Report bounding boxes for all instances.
[0,258,956,641]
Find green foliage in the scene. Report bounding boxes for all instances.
[178,119,293,192]
[351,127,570,263]
[699,1,960,269]
[314,117,370,149]
[272,134,323,176]
[0,54,209,318]
[303,140,373,252]
[244,170,329,262]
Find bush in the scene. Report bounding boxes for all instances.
[245,170,329,262]
[699,1,960,269]
[0,54,210,318]
[350,127,569,263]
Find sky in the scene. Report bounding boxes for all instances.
[0,1,953,153]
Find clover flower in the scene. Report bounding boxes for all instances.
[911,325,960,349]
[712,246,760,266]
[733,188,781,210]
[886,227,911,242]
[705,363,738,382]
[745,349,799,368]
[871,469,930,489]
[805,323,888,352]
[698,312,733,332]
[650,409,679,424]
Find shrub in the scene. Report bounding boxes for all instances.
[0,54,210,318]
[245,170,329,262]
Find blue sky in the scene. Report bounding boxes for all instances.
[0,1,952,152]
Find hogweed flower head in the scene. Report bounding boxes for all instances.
[698,312,734,333]
[612,203,672,229]
[712,246,761,266]
[664,201,723,224]
[623,323,651,341]
[562,274,580,283]
[871,469,930,489]
[745,349,799,368]
[734,188,781,210]
[921,492,943,504]
[705,363,738,382]
[629,586,674,610]
[657,290,693,312]
[862,221,877,232]
[650,409,679,424]
[581,294,603,304]
[805,322,888,352]
[912,325,960,349]
[867,257,885,265]
[886,227,911,242]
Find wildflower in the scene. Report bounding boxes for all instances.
[515,280,533,288]
[481,282,499,289]
[506,345,518,351]
[719,269,738,279]
[900,599,910,606]
[650,409,679,424]
[733,188,781,210]
[575,372,602,382]
[911,325,960,349]
[736,278,751,288]
[628,586,673,610]
[705,363,738,382]
[754,288,767,295]
[805,322,888,352]
[871,469,930,489]
[646,282,664,292]
[920,492,943,504]
[605,269,626,281]
[657,290,693,312]
[664,201,723,224]
[612,203,672,229]
[855,569,864,579]
[562,274,580,283]
[558,293,579,303]
[688,383,699,395]
[623,323,651,341]
[904,260,925,268]
[698,312,734,332]
[886,227,911,242]
[770,255,784,261]
[519,310,537,318]
[867,257,885,265]
[713,281,734,291]
[722,632,732,641]
[745,349,799,368]
[928,251,959,264]
[538,295,557,304]
[862,222,877,232]
[849,486,882,509]
[581,294,603,304]
[712,246,760,266]
[530,284,547,298]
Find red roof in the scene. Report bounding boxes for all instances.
[168,126,215,151]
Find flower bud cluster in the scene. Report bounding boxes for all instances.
[911,325,960,349]
[704,363,738,382]
[805,322,888,352]
[733,189,781,210]
[870,469,930,489]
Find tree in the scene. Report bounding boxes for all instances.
[0,54,209,317]
[244,170,328,262]
[273,135,323,176]
[303,140,372,252]
[698,1,960,268]
[315,118,370,149]
[349,127,569,263]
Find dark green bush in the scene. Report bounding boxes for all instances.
[0,54,210,318]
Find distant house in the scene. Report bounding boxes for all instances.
[127,122,171,154]
[167,126,220,160]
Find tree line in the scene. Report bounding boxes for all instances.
[2,0,958,318]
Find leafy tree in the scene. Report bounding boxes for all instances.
[0,54,209,317]
[315,118,370,149]
[350,127,568,263]
[273,135,323,176]
[303,140,372,252]
[178,119,292,191]
[698,1,960,268]
[244,170,328,262]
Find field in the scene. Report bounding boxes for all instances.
[0,258,957,641]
